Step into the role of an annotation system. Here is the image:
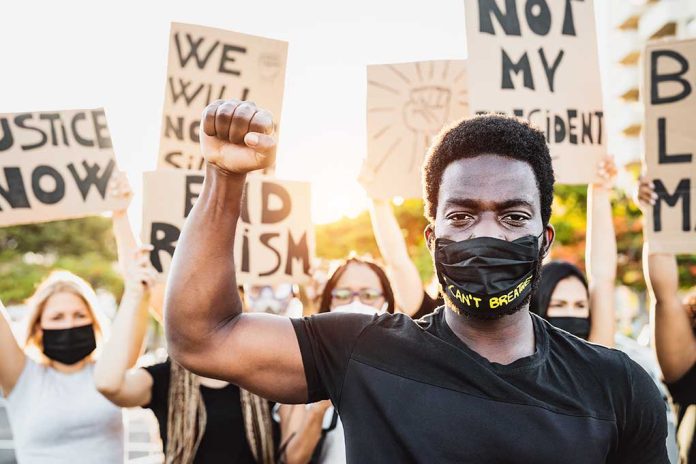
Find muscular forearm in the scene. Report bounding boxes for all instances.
[95,290,149,394]
[165,164,246,365]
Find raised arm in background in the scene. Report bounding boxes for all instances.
[0,299,25,396]
[164,100,306,403]
[369,199,426,316]
[94,174,159,406]
[639,177,696,383]
[586,156,617,347]
[93,247,157,406]
[277,401,333,464]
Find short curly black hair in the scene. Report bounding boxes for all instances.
[422,114,554,226]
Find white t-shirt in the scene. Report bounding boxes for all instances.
[5,358,125,464]
[317,407,346,464]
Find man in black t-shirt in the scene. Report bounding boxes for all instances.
[164,100,668,463]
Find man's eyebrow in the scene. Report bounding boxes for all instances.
[443,198,535,210]
[497,199,535,210]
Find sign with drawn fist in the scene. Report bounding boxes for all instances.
[360,60,468,200]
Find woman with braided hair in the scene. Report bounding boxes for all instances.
[92,175,275,463]
[95,281,276,464]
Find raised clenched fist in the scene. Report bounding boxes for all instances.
[200,100,276,174]
[402,86,452,135]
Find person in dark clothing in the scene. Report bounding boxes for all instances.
[95,258,275,463]
[639,176,696,463]
[164,100,668,463]
[530,156,618,346]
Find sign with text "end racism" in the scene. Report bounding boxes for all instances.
[158,22,288,171]
[142,169,314,285]
[0,108,126,227]
[464,0,604,185]
[643,38,696,255]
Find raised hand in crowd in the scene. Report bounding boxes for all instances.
[164,100,307,403]
[0,298,24,397]
[585,155,618,346]
[638,176,696,383]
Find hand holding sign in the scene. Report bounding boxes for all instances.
[592,156,618,191]
[636,177,659,209]
[108,171,133,217]
[123,246,159,297]
[200,99,276,174]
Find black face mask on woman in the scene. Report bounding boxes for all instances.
[547,317,591,340]
[42,324,96,365]
[434,234,542,319]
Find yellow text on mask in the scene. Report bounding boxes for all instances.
[489,275,534,309]
[447,285,482,308]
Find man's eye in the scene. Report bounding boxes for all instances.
[448,213,472,222]
[502,214,529,223]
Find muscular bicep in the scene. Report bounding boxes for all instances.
[174,313,308,404]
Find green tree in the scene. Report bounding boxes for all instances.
[0,217,121,304]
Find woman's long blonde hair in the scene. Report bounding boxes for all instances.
[22,270,109,363]
[166,361,275,464]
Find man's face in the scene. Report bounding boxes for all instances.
[427,154,554,318]
[431,154,551,245]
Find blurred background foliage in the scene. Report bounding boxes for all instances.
[0,217,122,304]
[316,186,696,291]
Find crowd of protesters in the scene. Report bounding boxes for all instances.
[0,102,694,463]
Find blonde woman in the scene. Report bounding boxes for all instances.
[95,283,276,464]
[0,178,156,464]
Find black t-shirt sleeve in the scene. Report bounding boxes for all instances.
[291,312,376,404]
[143,360,171,413]
[616,354,669,464]
[411,291,442,320]
[667,362,696,406]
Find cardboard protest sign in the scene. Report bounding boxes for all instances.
[464,0,605,184]
[642,38,696,254]
[158,22,288,171]
[0,108,126,226]
[360,60,468,199]
[142,169,314,284]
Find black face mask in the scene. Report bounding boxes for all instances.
[42,324,96,365]
[434,234,541,319]
[547,317,590,340]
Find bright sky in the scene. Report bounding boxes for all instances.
[0,0,468,229]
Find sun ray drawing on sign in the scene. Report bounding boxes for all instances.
[361,60,468,200]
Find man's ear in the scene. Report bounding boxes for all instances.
[424,224,435,253]
[541,224,555,258]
